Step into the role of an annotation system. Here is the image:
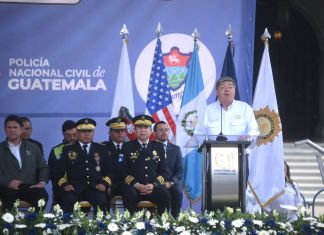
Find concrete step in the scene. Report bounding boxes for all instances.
[283,142,324,216]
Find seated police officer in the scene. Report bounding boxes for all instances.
[103,117,127,196]
[53,118,113,214]
[119,115,171,215]
[48,120,77,206]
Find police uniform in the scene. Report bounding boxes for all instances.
[119,115,171,215]
[48,120,76,205]
[53,118,113,213]
[103,117,126,196]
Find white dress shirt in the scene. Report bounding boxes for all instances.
[8,141,22,168]
[195,100,260,141]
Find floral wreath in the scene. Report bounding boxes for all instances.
[181,110,198,136]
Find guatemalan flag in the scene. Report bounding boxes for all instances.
[146,37,176,142]
[176,37,207,202]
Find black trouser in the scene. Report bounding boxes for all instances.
[60,187,110,214]
[169,185,183,218]
[0,184,48,212]
[122,184,171,215]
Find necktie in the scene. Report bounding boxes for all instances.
[116,144,121,151]
[142,143,147,149]
[82,144,88,155]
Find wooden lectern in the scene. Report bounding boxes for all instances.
[200,140,250,212]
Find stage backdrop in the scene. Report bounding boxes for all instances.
[0,0,255,168]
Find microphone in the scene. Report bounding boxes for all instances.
[216,103,228,141]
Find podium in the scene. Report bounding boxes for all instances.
[200,140,250,212]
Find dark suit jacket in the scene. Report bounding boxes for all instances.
[103,140,123,194]
[0,140,48,187]
[165,143,183,187]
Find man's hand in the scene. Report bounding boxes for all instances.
[29,181,46,189]
[134,183,147,195]
[8,180,22,190]
[96,184,106,192]
[144,184,154,195]
[63,184,74,192]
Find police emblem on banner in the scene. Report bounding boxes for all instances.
[254,106,281,146]
[135,33,216,114]
[163,47,191,91]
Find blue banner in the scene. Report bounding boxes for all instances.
[0,0,255,156]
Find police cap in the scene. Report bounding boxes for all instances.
[132,114,155,126]
[75,118,96,131]
[106,117,126,130]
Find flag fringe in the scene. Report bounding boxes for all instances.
[248,181,285,209]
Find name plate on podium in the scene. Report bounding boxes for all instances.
[210,145,239,209]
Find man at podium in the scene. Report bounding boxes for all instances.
[195,76,259,141]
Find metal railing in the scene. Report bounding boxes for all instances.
[295,139,324,217]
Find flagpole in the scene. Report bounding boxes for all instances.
[191,28,205,211]
[120,24,129,42]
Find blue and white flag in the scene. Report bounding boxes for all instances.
[248,35,285,208]
[176,40,207,202]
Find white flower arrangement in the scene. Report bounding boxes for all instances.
[1,199,324,234]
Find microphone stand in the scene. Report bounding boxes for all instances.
[216,103,228,141]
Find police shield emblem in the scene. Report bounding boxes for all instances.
[163,47,191,91]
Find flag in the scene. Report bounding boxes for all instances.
[176,41,207,202]
[146,37,176,142]
[220,41,240,100]
[248,38,285,208]
[111,38,135,118]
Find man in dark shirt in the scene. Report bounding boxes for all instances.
[52,118,113,214]
[20,116,44,154]
[119,115,171,215]
[48,120,77,206]
[154,121,183,218]
[0,115,48,211]
[102,117,127,196]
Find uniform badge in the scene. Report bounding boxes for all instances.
[152,155,160,161]
[68,151,78,160]
[26,150,31,156]
[152,150,157,156]
[94,152,100,161]
[96,166,101,172]
[130,152,138,160]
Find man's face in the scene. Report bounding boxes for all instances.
[154,123,169,142]
[21,120,32,139]
[109,129,126,144]
[216,81,236,105]
[5,120,22,143]
[135,125,151,142]
[63,128,77,144]
[77,130,94,144]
